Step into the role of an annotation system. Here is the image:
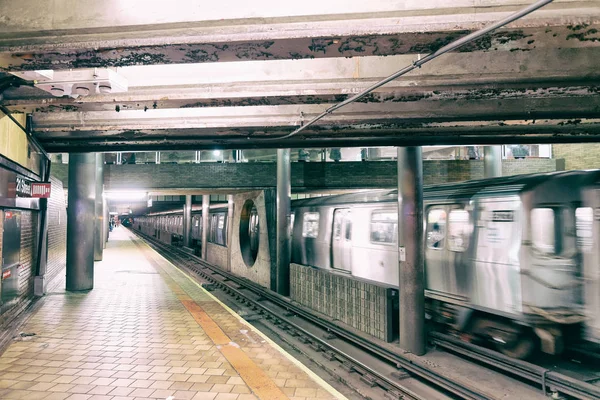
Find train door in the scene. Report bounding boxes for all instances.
[580,186,600,343]
[332,208,352,272]
[424,206,449,294]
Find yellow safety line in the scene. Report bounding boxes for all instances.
[134,237,290,400]
[132,231,348,400]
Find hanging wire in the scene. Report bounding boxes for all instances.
[254,0,553,141]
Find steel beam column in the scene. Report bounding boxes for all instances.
[484,146,503,178]
[227,194,234,272]
[34,157,51,297]
[66,153,96,291]
[201,195,209,259]
[276,149,291,296]
[397,146,425,355]
[93,153,104,261]
[183,194,192,248]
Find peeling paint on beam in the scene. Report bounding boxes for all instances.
[3,24,599,71]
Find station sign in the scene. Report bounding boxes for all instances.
[13,177,51,198]
[31,183,52,198]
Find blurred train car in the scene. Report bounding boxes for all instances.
[291,170,600,358]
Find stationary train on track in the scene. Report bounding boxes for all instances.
[134,170,600,359]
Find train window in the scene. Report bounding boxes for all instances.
[576,207,593,252]
[333,212,342,240]
[448,210,471,252]
[531,208,556,254]
[302,212,320,238]
[370,211,397,244]
[217,214,226,245]
[426,208,446,249]
[345,219,352,240]
[289,213,295,237]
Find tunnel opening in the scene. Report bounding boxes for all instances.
[239,200,260,267]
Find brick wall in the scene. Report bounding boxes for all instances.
[90,159,563,191]
[552,144,600,171]
[46,176,67,283]
[290,263,398,342]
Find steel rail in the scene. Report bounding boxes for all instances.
[430,332,600,400]
[254,0,553,141]
[134,230,490,400]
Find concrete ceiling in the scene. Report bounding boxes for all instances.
[1,0,599,151]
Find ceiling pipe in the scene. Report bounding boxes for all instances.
[255,0,553,141]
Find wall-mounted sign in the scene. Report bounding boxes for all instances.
[15,177,31,197]
[31,183,51,198]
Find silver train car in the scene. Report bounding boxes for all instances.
[135,203,260,257]
[291,170,600,358]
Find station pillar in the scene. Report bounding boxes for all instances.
[397,146,425,356]
[227,194,234,272]
[202,195,209,259]
[66,153,96,291]
[484,146,502,178]
[93,153,104,261]
[276,149,291,296]
[183,195,192,248]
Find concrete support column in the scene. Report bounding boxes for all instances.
[227,195,234,272]
[93,153,104,261]
[397,147,425,356]
[201,195,209,259]
[67,153,96,291]
[183,195,192,248]
[276,149,291,296]
[484,146,502,178]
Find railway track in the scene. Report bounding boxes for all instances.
[134,230,600,400]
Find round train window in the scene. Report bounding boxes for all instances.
[239,200,260,267]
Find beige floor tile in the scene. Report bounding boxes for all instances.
[128,387,155,397]
[0,230,343,400]
[108,386,135,396]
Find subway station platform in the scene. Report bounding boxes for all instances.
[0,228,344,400]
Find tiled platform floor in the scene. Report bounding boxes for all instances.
[0,228,345,400]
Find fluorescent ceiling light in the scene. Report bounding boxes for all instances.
[105,191,147,201]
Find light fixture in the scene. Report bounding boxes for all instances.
[213,150,221,156]
[104,191,148,201]
[9,68,128,99]
[50,86,65,96]
[74,86,90,96]
[98,84,112,94]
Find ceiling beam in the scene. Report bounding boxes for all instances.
[1,1,598,70]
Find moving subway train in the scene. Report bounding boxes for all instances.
[134,170,600,359]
